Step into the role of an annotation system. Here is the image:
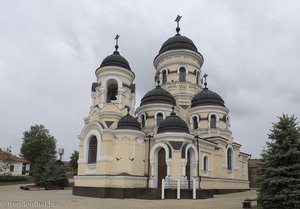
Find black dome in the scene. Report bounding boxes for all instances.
[140,85,176,106]
[117,114,141,131]
[158,34,198,55]
[191,87,225,108]
[100,51,131,70]
[157,112,189,134]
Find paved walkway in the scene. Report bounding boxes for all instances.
[0,184,257,209]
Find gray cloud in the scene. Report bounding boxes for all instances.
[1,0,299,159]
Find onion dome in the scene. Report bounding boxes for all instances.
[157,110,189,134]
[100,51,131,70]
[140,85,176,106]
[159,34,198,55]
[191,87,225,108]
[116,113,141,131]
[155,17,201,58]
[100,35,131,71]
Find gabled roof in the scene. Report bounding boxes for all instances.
[0,150,30,163]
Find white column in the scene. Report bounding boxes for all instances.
[161,178,165,200]
[150,162,155,177]
[177,178,180,200]
[193,178,196,199]
[100,89,105,108]
[181,161,187,177]
[193,162,198,177]
[117,89,122,103]
[166,159,171,176]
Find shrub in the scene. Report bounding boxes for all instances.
[37,163,69,189]
[0,175,28,182]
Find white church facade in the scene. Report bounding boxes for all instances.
[73,17,250,199]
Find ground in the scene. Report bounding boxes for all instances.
[0,183,257,209]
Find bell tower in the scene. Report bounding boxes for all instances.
[153,16,204,108]
[88,35,136,129]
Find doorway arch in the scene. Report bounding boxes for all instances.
[149,142,172,188]
[157,148,167,188]
[181,143,199,184]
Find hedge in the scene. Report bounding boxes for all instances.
[0,175,28,182]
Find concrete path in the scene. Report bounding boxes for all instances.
[0,184,257,209]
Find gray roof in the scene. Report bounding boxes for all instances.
[100,51,131,71]
[157,112,189,134]
[140,85,176,106]
[191,87,225,108]
[116,114,141,131]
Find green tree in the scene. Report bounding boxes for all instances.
[38,162,69,188]
[33,152,51,185]
[257,114,300,209]
[1,147,14,175]
[20,125,57,167]
[69,150,79,175]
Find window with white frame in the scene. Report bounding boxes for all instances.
[139,113,146,128]
[192,116,199,129]
[179,67,186,81]
[88,136,97,164]
[162,69,167,84]
[203,155,208,171]
[156,112,164,127]
[106,79,118,103]
[226,115,230,130]
[227,148,233,170]
[196,70,201,85]
[210,114,217,128]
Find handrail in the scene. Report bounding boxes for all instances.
[161,178,199,200]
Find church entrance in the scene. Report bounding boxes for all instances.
[185,150,191,189]
[157,148,167,188]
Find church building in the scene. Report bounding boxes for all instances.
[73,17,250,199]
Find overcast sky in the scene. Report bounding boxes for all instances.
[1,0,300,160]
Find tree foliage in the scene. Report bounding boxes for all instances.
[20,124,57,167]
[257,114,300,209]
[0,147,14,175]
[33,152,51,185]
[69,150,79,175]
[37,161,69,188]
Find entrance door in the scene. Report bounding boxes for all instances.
[157,148,167,188]
[185,150,191,189]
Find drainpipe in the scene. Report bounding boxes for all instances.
[195,135,201,189]
[147,135,153,188]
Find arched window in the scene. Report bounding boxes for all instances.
[210,115,217,128]
[227,148,233,170]
[156,113,164,127]
[106,80,118,103]
[192,116,198,129]
[203,156,208,171]
[196,71,201,85]
[162,70,167,84]
[88,136,97,164]
[140,114,146,128]
[226,116,230,130]
[179,67,186,81]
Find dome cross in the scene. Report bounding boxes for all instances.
[114,34,120,52]
[203,73,208,88]
[175,15,182,34]
[155,71,161,86]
